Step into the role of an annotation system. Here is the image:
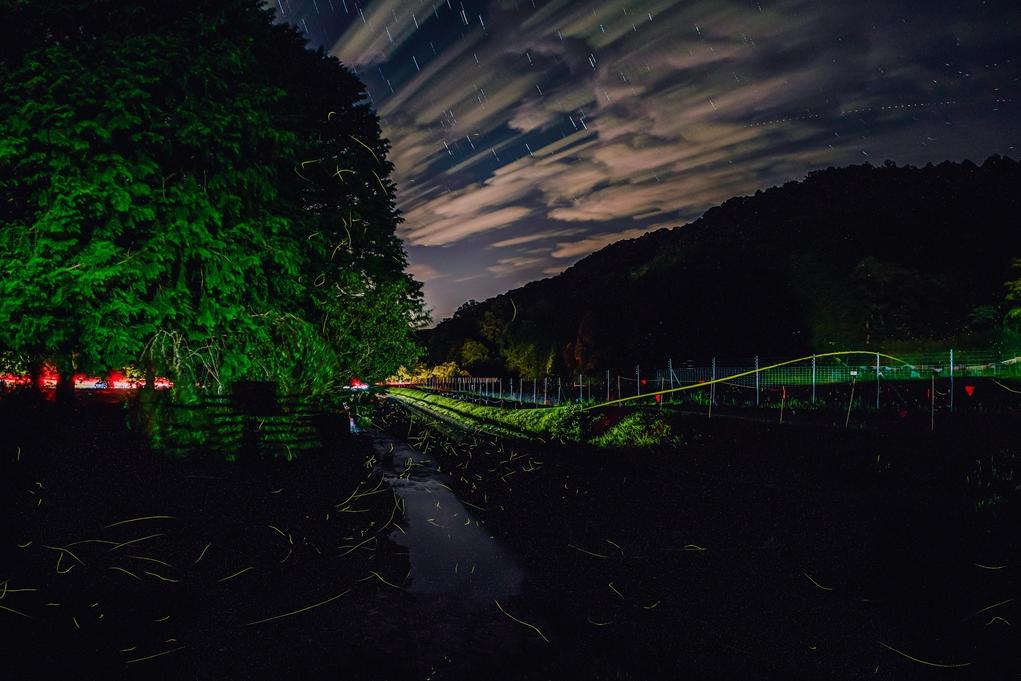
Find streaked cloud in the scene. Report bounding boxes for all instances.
[487,255,548,276]
[406,262,444,283]
[490,228,584,248]
[281,0,1021,321]
[552,226,656,259]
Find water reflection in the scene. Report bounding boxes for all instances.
[366,430,524,606]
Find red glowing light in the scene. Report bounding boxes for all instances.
[655,394,662,402]
[0,370,171,390]
[964,385,975,397]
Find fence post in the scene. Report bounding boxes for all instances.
[755,355,760,406]
[875,351,880,410]
[668,358,673,404]
[949,348,954,412]
[711,357,716,406]
[544,377,548,404]
[636,365,641,397]
[606,370,610,402]
[617,374,621,400]
[811,354,817,405]
[578,374,583,403]
[557,377,561,404]
[532,378,537,405]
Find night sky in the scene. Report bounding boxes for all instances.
[273,0,1020,323]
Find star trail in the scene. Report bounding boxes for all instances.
[275,0,1020,322]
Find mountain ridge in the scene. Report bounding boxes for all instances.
[423,156,1021,376]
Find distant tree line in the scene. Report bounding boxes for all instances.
[0,0,426,397]
[426,157,1021,377]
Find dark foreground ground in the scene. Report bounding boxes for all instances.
[2,390,1018,680]
[0,392,417,681]
[376,399,1020,680]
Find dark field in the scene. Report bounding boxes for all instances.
[375,399,1019,680]
[2,391,1019,680]
[1,393,417,680]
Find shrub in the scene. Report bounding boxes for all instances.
[589,411,674,448]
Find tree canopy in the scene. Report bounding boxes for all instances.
[0,0,426,393]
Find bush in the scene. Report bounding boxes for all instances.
[502,402,587,441]
[589,412,674,448]
[387,388,589,441]
[387,388,683,448]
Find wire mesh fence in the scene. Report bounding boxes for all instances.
[406,350,1021,414]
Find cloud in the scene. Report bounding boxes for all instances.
[403,206,534,247]
[551,226,658,259]
[331,0,428,66]
[406,262,443,283]
[311,0,1021,320]
[490,228,584,248]
[487,255,549,276]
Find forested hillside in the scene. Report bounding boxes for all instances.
[425,156,1021,375]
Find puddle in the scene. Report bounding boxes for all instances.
[367,430,524,602]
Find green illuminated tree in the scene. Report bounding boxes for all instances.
[0,0,425,395]
[458,339,491,370]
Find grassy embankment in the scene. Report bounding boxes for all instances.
[385,387,673,447]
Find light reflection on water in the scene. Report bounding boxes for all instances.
[366,430,524,607]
